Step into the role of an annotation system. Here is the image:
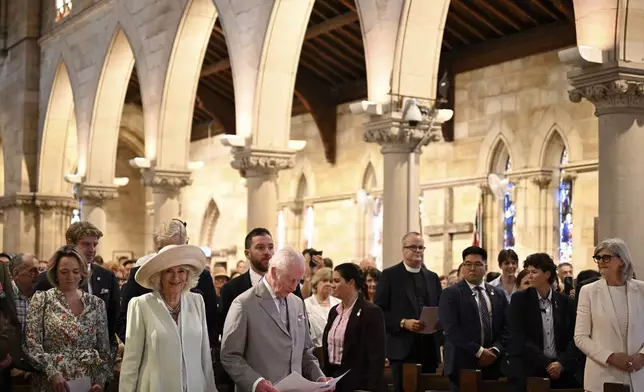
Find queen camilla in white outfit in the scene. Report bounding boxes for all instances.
[119,244,217,392]
[575,238,644,392]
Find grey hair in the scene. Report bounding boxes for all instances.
[269,247,305,274]
[148,264,200,293]
[595,238,634,282]
[9,253,34,277]
[153,220,188,251]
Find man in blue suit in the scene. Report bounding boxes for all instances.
[439,246,510,392]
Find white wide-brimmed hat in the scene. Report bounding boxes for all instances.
[135,244,207,290]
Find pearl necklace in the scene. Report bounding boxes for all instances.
[163,298,181,320]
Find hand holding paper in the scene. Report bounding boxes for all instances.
[419,306,440,334]
[274,370,349,392]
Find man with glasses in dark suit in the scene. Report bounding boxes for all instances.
[375,231,442,392]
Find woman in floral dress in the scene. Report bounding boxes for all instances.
[24,245,112,392]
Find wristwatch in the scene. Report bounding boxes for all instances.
[400,319,406,329]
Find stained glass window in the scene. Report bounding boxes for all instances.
[503,157,516,249]
[56,0,72,21]
[559,149,573,263]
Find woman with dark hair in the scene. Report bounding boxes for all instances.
[322,263,386,392]
[515,269,531,291]
[364,267,381,303]
[489,249,519,303]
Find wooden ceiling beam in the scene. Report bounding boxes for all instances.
[500,0,538,25]
[552,0,574,21]
[294,68,338,164]
[453,1,504,36]
[201,11,357,78]
[194,84,236,136]
[447,21,576,75]
[338,0,357,12]
[449,12,487,40]
[471,0,521,31]
[445,24,470,45]
[532,0,559,20]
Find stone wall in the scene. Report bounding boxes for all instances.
[181,49,599,276]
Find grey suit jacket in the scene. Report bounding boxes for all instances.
[220,280,324,392]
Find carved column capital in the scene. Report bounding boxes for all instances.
[73,184,119,205]
[230,147,296,177]
[33,193,78,213]
[142,168,193,196]
[530,174,553,189]
[569,79,644,115]
[363,112,443,154]
[0,192,35,211]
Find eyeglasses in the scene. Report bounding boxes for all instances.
[593,254,617,263]
[404,246,426,252]
[463,262,485,269]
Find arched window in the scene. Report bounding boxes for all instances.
[559,149,573,263]
[55,0,72,21]
[503,157,516,249]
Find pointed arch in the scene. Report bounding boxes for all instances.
[477,119,522,176]
[362,162,377,192]
[199,198,221,247]
[528,107,583,167]
[84,25,135,185]
[38,59,78,194]
[155,0,217,167]
[290,158,316,200]
[487,136,512,175]
[541,127,568,168]
[296,174,309,201]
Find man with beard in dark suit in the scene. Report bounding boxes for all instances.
[375,231,442,392]
[216,228,303,391]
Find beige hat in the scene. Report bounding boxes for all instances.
[212,266,229,280]
[135,244,207,290]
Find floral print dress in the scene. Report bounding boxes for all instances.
[24,288,112,391]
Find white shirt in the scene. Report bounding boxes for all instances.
[304,295,341,347]
[538,289,557,359]
[250,268,264,288]
[466,280,493,358]
[489,275,516,303]
[87,263,93,295]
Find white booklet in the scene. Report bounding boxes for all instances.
[419,306,440,334]
[67,377,92,392]
[274,370,349,392]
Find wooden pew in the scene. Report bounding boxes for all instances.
[604,383,629,392]
[525,377,583,392]
[460,369,512,392]
[402,363,449,392]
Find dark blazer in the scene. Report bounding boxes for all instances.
[439,279,510,377]
[322,295,386,392]
[35,264,120,349]
[373,262,442,362]
[506,287,577,377]
[116,265,218,346]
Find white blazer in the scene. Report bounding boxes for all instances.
[574,279,644,392]
[119,292,216,392]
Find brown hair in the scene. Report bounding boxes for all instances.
[47,245,89,287]
[65,221,103,245]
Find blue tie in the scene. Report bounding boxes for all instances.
[475,287,492,344]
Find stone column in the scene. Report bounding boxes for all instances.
[530,173,554,256]
[141,168,192,230]
[0,193,37,253]
[363,111,444,268]
[567,73,644,277]
[34,194,78,260]
[74,184,119,233]
[231,148,295,234]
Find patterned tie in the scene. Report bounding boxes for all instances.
[475,287,492,344]
[278,297,290,332]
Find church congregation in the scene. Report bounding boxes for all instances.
[1,0,644,391]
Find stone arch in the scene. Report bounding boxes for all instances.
[154,0,217,167]
[362,162,377,192]
[38,59,78,194]
[486,135,512,175]
[199,198,221,247]
[355,152,382,192]
[540,128,568,169]
[527,107,583,167]
[295,174,309,201]
[290,159,316,200]
[477,119,522,176]
[84,25,135,185]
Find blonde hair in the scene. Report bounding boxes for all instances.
[153,219,188,251]
[148,265,200,293]
[47,245,89,287]
[311,267,333,294]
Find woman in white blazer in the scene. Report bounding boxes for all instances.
[119,245,217,392]
[575,238,644,392]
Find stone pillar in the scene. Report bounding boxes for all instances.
[0,193,38,253]
[231,148,295,234]
[530,173,554,256]
[74,184,119,233]
[141,168,192,230]
[363,111,444,268]
[567,72,644,277]
[34,194,78,260]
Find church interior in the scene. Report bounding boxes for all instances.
[0,0,638,277]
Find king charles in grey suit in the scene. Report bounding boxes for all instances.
[221,247,331,392]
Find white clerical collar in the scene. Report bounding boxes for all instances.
[403,262,421,274]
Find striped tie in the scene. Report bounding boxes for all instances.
[475,287,492,344]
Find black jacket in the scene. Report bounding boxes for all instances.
[116,265,218,346]
[373,262,442,362]
[439,279,510,377]
[322,295,387,392]
[35,265,120,350]
[506,287,578,377]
